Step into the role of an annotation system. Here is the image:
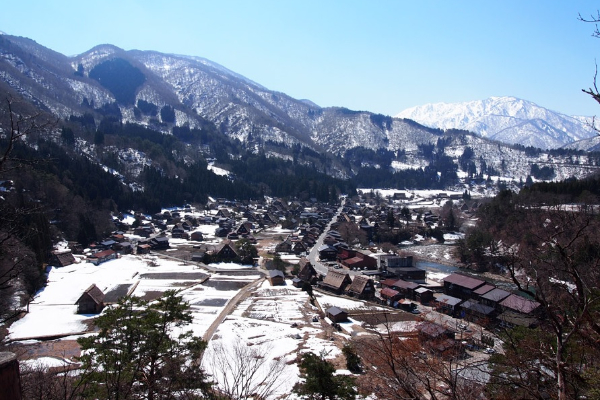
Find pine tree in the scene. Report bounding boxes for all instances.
[294,352,357,400]
[77,291,212,399]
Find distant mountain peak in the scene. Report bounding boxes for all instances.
[396,96,596,149]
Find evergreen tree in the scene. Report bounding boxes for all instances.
[94,130,104,145]
[294,352,357,400]
[77,291,212,399]
[235,238,258,265]
[342,343,362,374]
[386,209,395,228]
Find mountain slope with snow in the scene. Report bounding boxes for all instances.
[395,96,596,149]
[1,34,600,187]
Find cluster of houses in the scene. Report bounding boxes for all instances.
[329,190,479,241]
[439,273,541,328]
[280,250,540,332]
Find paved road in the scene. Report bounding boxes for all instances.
[307,198,346,276]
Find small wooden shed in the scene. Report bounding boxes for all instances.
[52,250,76,268]
[326,306,348,323]
[268,270,285,286]
[75,284,105,314]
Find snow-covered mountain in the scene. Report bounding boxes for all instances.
[0,34,444,157]
[395,96,597,150]
[1,33,600,186]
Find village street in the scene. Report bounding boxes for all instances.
[307,198,347,276]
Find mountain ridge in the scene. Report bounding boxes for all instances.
[395,96,596,150]
[1,32,599,192]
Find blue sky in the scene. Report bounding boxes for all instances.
[1,1,599,117]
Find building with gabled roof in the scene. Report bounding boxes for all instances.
[318,245,338,261]
[150,236,170,250]
[52,250,76,268]
[320,270,352,294]
[75,284,105,314]
[346,275,375,299]
[297,258,317,283]
[480,288,511,309]
[380,287,402,304]
[268,270,285,286]
[433,293,463,316]
[213,240,240,261]
[382,278,419,300]
[326,306,348,323]
[460,300,496,324]
[340,251,377,270]
[88,249,117,266]
[443,273,486,300]
[414,287,434,304]
[499,294,541,315]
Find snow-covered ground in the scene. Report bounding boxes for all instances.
[8,255,254,341]
[207,163,230,177]
[202,279,377,398]
[8,254,372,399]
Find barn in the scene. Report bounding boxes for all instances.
[75,284,105,314]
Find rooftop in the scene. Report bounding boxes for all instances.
[443,273,485,290]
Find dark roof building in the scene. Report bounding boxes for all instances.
[385,279,419,300]
[318,245,338,261]
[52,251,76,268]
[480,288,511,309]
[414,287,434,304]
[326,306,348,323]
[298,258,317,283]
[320,270,352,294]
[214,240,239,260]
[434,293,463,316]
[75,284,105,314]
[346,275,375,299]
[460,300,496,324]
[443,273,486,300]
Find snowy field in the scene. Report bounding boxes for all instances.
[8,255,256,342]
[202,279,371,398]
[8,254,371,398]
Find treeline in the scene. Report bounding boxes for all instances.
[353,161,458,189]
[459,174,600,270]
[520,173,600,203]
[228,152,356,202]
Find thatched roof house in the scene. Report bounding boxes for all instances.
[52,250,76,268]
[75,284,105,314]
[346,275,375,299]
[320,270,352,294]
